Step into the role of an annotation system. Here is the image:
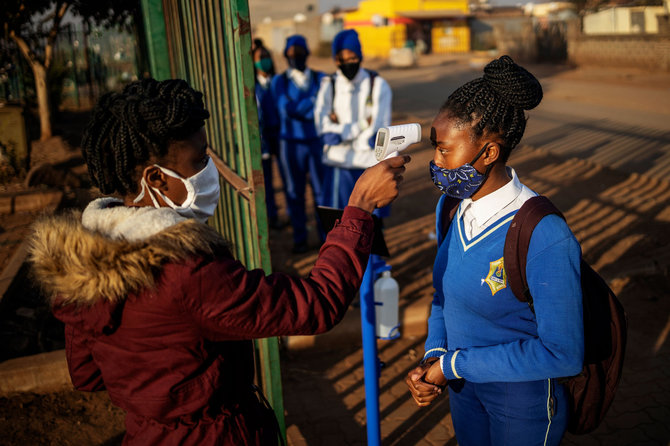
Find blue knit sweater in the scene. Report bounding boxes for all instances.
[270,69,325,142]
[424,195,584,383]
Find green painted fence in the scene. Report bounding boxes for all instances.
[140,0,285,438]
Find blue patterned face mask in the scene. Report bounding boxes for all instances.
[430,143,492,199]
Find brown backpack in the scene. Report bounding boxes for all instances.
[439,195,628,434]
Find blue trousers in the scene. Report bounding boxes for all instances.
[278,138,326,244]
[262,157,278,221]
[448,379,568,446]
[322,166,390,218]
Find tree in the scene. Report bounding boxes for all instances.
[2,1,138,141]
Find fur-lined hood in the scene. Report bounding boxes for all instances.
[29,198,229,306]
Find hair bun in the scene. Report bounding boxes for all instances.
[483,55,543,110]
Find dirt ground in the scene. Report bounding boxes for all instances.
[0,391,126,446]
[1,59,669,445]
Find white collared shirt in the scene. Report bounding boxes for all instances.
[287,68,312,91]
[314,68,392,168]
[458,167,537,239]
[256,74,271,89]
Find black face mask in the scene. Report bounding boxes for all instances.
[288,55,307,72]
[339,62,360,80]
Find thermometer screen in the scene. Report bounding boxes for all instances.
[376,130,386,147]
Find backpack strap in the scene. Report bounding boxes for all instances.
[330,73,336,115]
[366,69,377,105]
[504,196,565,312]
[310,69,320,92]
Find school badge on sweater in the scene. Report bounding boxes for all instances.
[485,257,507,295]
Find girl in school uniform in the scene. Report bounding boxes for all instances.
[252,39,285,229]
[271,35,327,253]
[314,29,392,214]
[405,56,584,446]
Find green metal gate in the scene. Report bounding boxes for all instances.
[140,0,284,437]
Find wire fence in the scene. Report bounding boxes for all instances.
[0,21,142,110]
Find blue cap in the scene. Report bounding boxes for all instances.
[332,29,362,60]
[284,35,310,57]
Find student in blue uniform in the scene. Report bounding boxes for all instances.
[404,55,584,446]
[314,29,392,215]
[252,39,285,229]
[271,35,327,253]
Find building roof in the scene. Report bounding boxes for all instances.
[396,9,472,19]
[472,5,525,17]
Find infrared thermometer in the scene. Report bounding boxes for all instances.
[374,123,422,161]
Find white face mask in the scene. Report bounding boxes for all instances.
[134,157,221,223]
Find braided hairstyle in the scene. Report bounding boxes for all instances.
[439,55,542,162]
[81,79,210,196]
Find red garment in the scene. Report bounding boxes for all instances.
[30,204,373,445]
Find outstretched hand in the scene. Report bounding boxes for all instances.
[405,360,444,407]
[348,155,411,213]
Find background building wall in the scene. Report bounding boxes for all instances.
[568,34,670,70]
[492,17,537,62]
[394,0,467,13]
[643,7,664,33]
[252,18,321,58]
[354,24,407,58]
[345,0,470,58]
[583,7,666,34]
[431,19,470,53]
[345,0,405,58]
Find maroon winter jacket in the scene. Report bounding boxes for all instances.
[29,201,373,445]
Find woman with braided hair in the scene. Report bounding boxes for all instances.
[29,78,410,445]
[405,56,584,445]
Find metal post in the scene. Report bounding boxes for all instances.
[360,253,382,446]
[140,0,171,80]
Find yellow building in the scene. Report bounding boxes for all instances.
[344,0,471,58]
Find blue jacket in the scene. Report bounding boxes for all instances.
[271,69,325,142]
[255,81,279,155]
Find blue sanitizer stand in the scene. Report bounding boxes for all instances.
[359,253,391,446]
[315,206,394,446]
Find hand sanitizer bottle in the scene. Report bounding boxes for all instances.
[374,270,400,340]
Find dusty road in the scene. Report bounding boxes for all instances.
[384,55,670,180]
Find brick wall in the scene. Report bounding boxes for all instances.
[568,34,670,71]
